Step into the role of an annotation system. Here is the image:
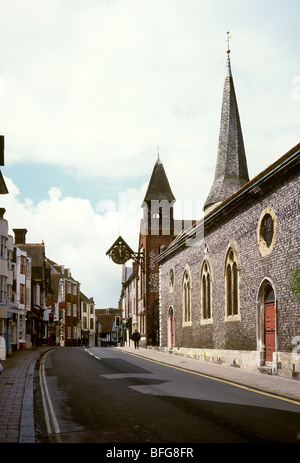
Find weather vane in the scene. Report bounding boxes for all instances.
[226,31,232,54]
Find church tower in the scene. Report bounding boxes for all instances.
[204,35,249,214]
[142,152,176,235]
[138,151,176,346]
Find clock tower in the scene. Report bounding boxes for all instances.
[138,154,176,346]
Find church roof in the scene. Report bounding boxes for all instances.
[156,142,300,263]
[204,50,249,212]
[143,156,175,203]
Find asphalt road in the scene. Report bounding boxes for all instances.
[33,346,300,444]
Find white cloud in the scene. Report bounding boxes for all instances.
[2,174,202,306]
[2,176,140,306]
[1,0,298,184]
[0,0,299,306]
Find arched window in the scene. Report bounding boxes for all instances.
[169,268,174,291]
[168,307,175,348]
[226,249,239,317]
[183,271,191,324]
[264,284,275,302]
[201,261,211,320]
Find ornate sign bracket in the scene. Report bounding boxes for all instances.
[106,235,144,271]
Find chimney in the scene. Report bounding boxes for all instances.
[13,228,28,244]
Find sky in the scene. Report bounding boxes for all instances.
[0,0,299,307]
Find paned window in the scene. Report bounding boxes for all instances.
[20,256,26,274]
[83,316,87,329]
[226,249,239,317]
[73,304,77,317]
[201,262,211,320]
[183,271,191,324]
[0,276,6,304]
[20,283,25,304]
[0,236,7,259]
[67,302,71,316]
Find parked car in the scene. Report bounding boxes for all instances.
[0,362,3,377]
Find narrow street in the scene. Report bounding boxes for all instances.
[33,346,300,444]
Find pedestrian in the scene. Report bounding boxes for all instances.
[32,331,37,350]
[132,329,141,349]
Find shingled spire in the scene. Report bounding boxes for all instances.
[142,150,175,235]
[143,154,175,203]
[204,34,249,214]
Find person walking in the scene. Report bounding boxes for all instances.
[32,331,37,350]
[132,329,141,349]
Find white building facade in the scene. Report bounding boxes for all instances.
[81,292,95,346]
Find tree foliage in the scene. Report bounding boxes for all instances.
[291,266,300,302]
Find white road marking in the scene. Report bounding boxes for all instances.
[39,351,61,440]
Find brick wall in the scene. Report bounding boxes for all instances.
[140,229,174,345]
[159,169,300,370]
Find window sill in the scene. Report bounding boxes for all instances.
[224,314,241,322]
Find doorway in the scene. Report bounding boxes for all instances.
[257,280,276,366]
[264,285,276,362]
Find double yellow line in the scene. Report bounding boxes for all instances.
[121,350,300,407]
[39,350,61,441]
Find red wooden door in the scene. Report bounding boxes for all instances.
[265,302,276,362]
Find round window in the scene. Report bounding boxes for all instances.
[258,208,276,256]
[261,213,274,248]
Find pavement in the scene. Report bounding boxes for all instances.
[0,346,55,443]
[116,346,300,402]
[0,344,299,443]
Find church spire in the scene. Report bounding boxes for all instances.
[143,151,175,203]
[142,149,175,235]
[204,33,249,214]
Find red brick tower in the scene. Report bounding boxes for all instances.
[138,154,176,345]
